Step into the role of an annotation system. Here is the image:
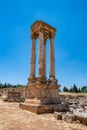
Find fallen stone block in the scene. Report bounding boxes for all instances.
[74,111,87,125]
[54,112,62,120]
[62,113,74,123]
[2,95,8,101]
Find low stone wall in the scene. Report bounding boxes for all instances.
[59,93,87,108]
[0,87,26,98]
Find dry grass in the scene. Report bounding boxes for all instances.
[0,99,87,130]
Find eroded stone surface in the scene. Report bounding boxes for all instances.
[62,113,74,123]
[19,82,64,114]
[74,111,87,125]
[58,93,87,125]
[19,103,68,114]
[54,112,62,120]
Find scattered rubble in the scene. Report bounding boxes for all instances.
[54,94,87,126]
[54,112,62,120]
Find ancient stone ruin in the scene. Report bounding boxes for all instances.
[54,94,87,125]
[1,87,25,102]
[19,20,67,114]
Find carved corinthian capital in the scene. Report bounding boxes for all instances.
[49,32,55,39]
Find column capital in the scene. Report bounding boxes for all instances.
[39,31,49,41]
[38,31,45,41]
[31,32,37,39]
[49,32,55,39]
[39,26,45,33]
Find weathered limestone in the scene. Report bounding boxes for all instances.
[54,112,62,120]
[1,87,25,102]
[29,36,36,83]
[43,39,46,78]
[19,103,66,114]
[74,111,87,125]
[1,87,25,98]
[50,32,55,80]
[38,32,45,79]
[58,94,87,125]
[19,20,62,114]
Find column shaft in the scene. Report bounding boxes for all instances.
[38,32,45,78]
[30,38,36,77]
[43,40,46,77]
[50,37,55,79]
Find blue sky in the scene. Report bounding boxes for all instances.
[0,0,87,89]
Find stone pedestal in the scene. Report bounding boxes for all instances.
[19,83,66,114]
[19,103,67,114]
[26,83,60,104]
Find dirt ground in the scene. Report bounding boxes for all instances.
[0,98,87,130]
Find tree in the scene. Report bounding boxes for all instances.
[78,88,81,93]
[59,88,61,92]
[0,82,3,88]
[73,84,78,93]
[16,84,23,87]
[0,82,24,88]
[63,86,69,92]
[81,86,87,93]
[69,86,73,92]
[4,82,7,88]
[69,84,79,93]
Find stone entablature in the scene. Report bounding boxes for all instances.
[31,20,56,39]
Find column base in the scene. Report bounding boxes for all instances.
[36,77,47,84]
[28,76,36,83]
[23,83,60,104]
[20,81,63,114]
[48,77,58,85]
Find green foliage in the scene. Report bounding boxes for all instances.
[62,84,87,93]
[59,88,61,92]
[69,84,79,93]
[62,84,83,93]
[0,82,3,88]
[63,86,68,92]
[81,86,87,93]
[0,82,24,88]
[16,84,23,87]
[78,88,81,92]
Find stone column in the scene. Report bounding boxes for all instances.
[50,32,55,79]
[38,31,45,81]
[43,39,46,78]
[30,36,36,79]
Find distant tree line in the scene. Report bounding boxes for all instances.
[62,84,87,93]
[0,82,87,93]
[0,82,23,88]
